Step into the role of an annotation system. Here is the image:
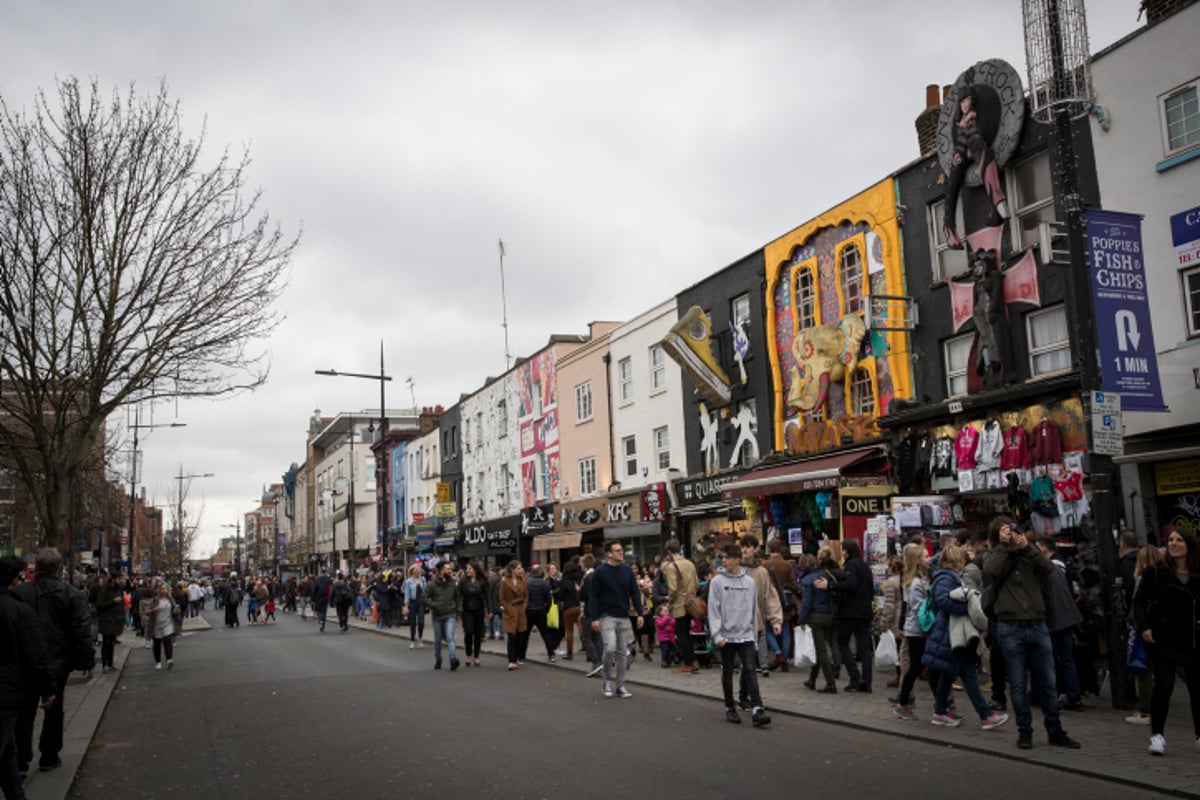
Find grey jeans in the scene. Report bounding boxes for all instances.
[600,616,633,686]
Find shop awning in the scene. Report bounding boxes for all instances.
[720,448,883,501]
[531,532,583,550]
[672,501,738,518]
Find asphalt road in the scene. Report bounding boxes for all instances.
[67,609,1165,800]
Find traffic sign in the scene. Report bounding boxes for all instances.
[1091,391,1124,456]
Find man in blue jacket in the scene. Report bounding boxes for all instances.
[587,541,643,699]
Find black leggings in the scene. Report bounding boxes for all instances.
[1150,658,1200,736]
[152,636,174,664]
[897,636,939,706]
[462,608,486,658]
[101,633,117,668]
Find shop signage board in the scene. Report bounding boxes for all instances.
[1172,204,1200,271]
[1090,391,1124,457]
[436,482,451,503]
[1086,209,1165,411]
[435,501,457,518]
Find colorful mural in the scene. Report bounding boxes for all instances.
[518,349,560,506]
[764,179,913,455]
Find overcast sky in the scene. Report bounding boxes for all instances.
[4,1,1142,560]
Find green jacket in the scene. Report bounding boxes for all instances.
[423,576,462,620]
[983,544,1053,622]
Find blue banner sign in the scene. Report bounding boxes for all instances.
[1086,209,1165,412]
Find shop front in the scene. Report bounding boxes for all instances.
[457,514,520,570]
[601,487,668,564]
[552,499,607,565]
[519,504,555,566]
[720,445,890,555]
[671,470,748,559]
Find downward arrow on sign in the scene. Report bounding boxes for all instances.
[1116,310,1141,352]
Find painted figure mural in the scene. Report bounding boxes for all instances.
[517,350,560,506]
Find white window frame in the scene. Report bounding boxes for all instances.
[1027,305,1071,377]
[928,199,968,283]
[618,357,633,403]
[578,456,597,496]
[944,333,974,398]
[653,426,670,471]
[649,345,666,392]
[732,294,751,330]
[575,381,593,423]
[1007,149,1055,251]
[497,399,507,437]
[1161,80,1200,157]
[1184,266,1200,338]
[622,435,637,478]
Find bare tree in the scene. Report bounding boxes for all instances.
[0,78,296,549]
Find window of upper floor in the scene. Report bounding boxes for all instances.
[618,356,633,404]
[794,261,819,328]
[1162,80,1200,158]
[1027,305,1071,377]
[649,344,667,393]
[732,293,751,331]
[943,333,974,398]
[928,198,968,283]
[653,426,670,471]
[848,365,876,416]
[1008,148,1054,252]
[838,242,864,315]
[497,399,507,435]
[622,435,637,478]
[575,381,593,423]
[1184,266,1200,338]
[578,456,597,497]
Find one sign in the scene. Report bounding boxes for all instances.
[1172,204,1200,271]
[1087,209,1165,411]
[436,482,451,503]
[1090,391,1124,457]
[434,502,457,518]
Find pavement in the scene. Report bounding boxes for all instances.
[24,607,1200,799]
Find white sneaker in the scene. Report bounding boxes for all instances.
[1148,734,1165,755]
[1124,712,1150,725]
[155,662,162,670]
[409,642,415,649]
[418,641,425,649]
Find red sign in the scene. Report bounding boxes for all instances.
[413,513,425,523]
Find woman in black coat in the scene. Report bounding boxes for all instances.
[459,562,491,666]
[94,574,126,673]
[1133,528,1200,756]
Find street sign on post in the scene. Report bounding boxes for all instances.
[1091,391,1124,457]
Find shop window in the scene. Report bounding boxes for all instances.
[1162,81,1200,157]
[1185,267,1200,337]
[944,333,973,397]
[1008,149,1055,251]
[1027,305,1071,377]
[928,199,968,283]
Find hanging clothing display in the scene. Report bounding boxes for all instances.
[954,425,980,470]
[1000,424,1031,471]
[1030,420,1063,466]
[975,420,1003,470]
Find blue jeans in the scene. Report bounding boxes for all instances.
[996,621,1062,734]
[935,659,991,719]
[432,616,457,664]
[765,623,791,659]
[1049,627,1081,703]
[489,612,504,638]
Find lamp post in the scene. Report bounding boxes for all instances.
[316,340,393,566]
[222,521,242,578]
[174,467,213,579]
[127,409,185,574]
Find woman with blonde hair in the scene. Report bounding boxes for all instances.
[402,563,426,648]
[893,543,938,720]
[499,561,529,670]
[922,544,1007,730]
[1126,545,1165,724]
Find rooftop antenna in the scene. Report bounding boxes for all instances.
[498,238,512,370]
[405,377,417,410]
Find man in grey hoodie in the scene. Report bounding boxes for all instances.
[708,543,775,727]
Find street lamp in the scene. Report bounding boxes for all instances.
[316,339,393,565]
[222,521,242,577]
[174,467,214,579]
[127,409,185,574]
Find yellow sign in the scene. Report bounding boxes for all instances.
[436,482,451,503]
[1155,459,1200,495]
[435,502,458,518]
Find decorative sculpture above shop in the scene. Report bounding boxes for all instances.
[787,314,867,414]
[663,305,731,406]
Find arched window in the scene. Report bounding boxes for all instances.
[850,367,875,416]
[840,244,863,314]
[795,268,816,328]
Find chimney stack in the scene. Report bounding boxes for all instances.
[915,83,942,156]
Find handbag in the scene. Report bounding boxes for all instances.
[793,625,818,668]
[546,600,560,629]
[874,629,899,669]
[1127,625,1148,675]
[685,596,707,620]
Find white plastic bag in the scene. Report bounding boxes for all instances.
[874,629,899,670]
[794,625,818,669]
